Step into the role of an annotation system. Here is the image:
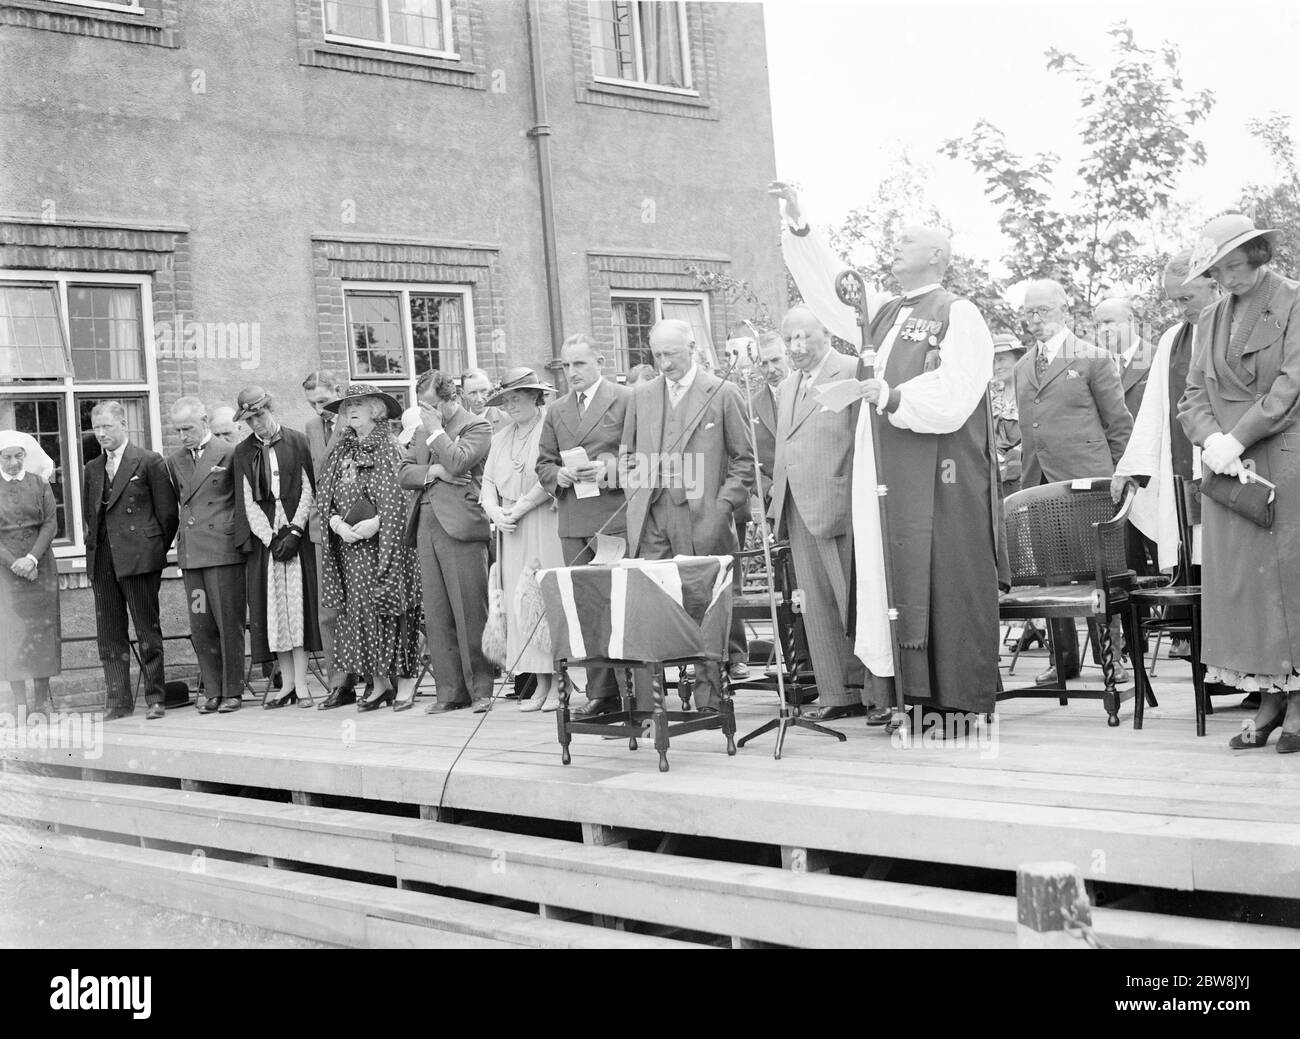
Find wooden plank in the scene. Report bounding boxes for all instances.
[31,831,702,950]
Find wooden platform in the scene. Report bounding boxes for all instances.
[3,651,1300,948]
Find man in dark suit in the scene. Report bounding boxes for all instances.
[536,333,633,718]
[621,319,755,712]
[165,397,246,713]
[750,331,787,500]
[1093,297,1153,418]
[399,369,495,714]
[301,370,355,710]
[1015,280,1134,685]
[83,400,179,720]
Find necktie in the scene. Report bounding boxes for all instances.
[669,381,683,407]
[191,447,201,464]
[105,452,118,483]
[576,392,586,419]
[1035,346,1050,380]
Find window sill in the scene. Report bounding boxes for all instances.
[580,77,715,118]
[0,0,177,47]
[301,39,484,89]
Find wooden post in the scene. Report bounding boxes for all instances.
[419,804,457,822]
[581,822,632,849]
[780,845,835,874]
[1016,861,1094,948]
[290,790,323,807]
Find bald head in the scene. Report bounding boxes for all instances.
[780,305,830,371]
[1093,296,1137,356]
[892,225,951,289]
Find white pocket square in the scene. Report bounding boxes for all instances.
[211,465,227,472]
[704,421,716,430]
[1066,369,1082,379]
[129,474,142,481]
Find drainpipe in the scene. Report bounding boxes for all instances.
[525,0,565,374]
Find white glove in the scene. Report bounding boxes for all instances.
[1201,432,1244,475]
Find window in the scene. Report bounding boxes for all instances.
[588,1,692,93]
[0,272,159,556]
[611,291,713,372]
[323,0,456,58]
[343,283,474,400]
[60,0,143,12]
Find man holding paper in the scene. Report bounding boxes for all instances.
[769,307,868,719]
[771,181,1001,721]
[536,332,633,717]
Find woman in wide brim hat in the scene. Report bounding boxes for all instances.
[478,367,564,712]
[1178,213,1300,753]
[317,383,424,712]
[322,383,403,421]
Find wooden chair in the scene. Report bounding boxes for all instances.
[1128,475,1208,735]
[997,478,1138,727]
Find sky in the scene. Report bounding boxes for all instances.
[763,0,1300,276]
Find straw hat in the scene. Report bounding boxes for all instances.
[1184,214,1278,283]
[484,367,555,409]
[992,333,1027,357]
[323,382,403,420]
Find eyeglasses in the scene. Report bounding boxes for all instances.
[1019,305,1060,319]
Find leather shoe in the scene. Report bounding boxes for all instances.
[196,696,220,714]
[425,701,469,714]
[146,704,165,721]
[864,706,894,727]
[471,698,493,714]
[728,661,751,681]
[103,706,132,722]
[805,703,865,721]
[1277,731,1300,754]
[572,699,621,720]
[218,697,243,713]
[318,685,357,711]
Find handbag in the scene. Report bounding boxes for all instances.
[342,495,378,526]
[1193,470,1275,529]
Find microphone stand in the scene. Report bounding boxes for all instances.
[733,321,847,758]
[836,270,908,737]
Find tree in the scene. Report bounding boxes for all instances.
[1240,113,1300,278]
[942,21,1215,338]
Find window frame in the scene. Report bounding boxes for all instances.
[341,281,477,399]
[0,269,160,560]
[57,0,144,13]
[609,288,714,372]
[590,0,697,97]
[322,0,459,61]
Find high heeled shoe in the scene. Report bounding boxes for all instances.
[1276,731,1300,754]
[1228,714,1284,749]
[263,689,299,710]
[393,681,418,713]
[357,687,396,712]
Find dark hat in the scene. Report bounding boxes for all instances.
[992,333,1027,357]
[323,382,403,420]
[1185,214,1278,283]
[233,386,274,421]
[485,367,555,409]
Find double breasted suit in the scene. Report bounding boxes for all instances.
[167,436,247,705]
[1178,268,1300,684]
[83,441,179,710]
[399,407,493,706]
[1015,332,1133,488]
[1119,341,1153,420]
[620,368,754,709]
[537,377,632,702]
[769,350,865,708]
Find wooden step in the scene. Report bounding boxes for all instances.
[11,827,702,950]
[5,774,1296,949]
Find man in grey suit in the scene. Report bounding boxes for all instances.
[399,369,495,713]
[770,307,867,720]
[1015,279,1134,684]
[166,397,247,713]
[621,319,755,712]
[302,370,356,709]
[536,333,633,718]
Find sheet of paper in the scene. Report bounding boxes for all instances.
[560,446,600,499]
[811,378,863,414]
[590,532,626,564]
